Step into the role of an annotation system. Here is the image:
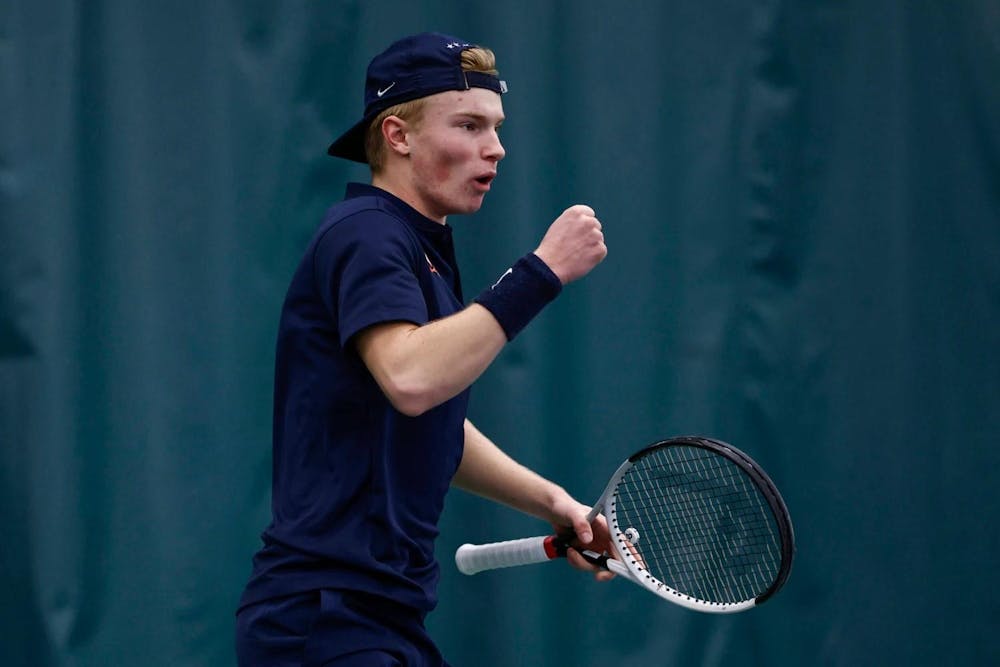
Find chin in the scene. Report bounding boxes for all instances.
[445,201,484,217]
[430,190,487,219]
[464,194,488,213]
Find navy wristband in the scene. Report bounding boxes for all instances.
[474,253,563,340]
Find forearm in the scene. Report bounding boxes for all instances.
[356,304,507,416]
[452,419,570,525]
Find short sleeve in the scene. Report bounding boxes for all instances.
[313,212,428,347]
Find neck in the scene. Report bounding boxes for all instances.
[371,170,446,225]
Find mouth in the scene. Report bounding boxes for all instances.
[473,172,496,190]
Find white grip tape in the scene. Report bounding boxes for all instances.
[455,536,552,575]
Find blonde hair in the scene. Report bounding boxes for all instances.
[366,47,499,172]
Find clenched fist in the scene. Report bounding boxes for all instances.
[533,205,608,285]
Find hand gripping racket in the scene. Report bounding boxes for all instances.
[455,436,794,613]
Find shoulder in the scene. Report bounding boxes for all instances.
[308,197,422,278]
[319,194,417,243]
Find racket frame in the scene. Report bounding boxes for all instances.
[597,436,794,612]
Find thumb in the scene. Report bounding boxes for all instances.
[572,514,593,545]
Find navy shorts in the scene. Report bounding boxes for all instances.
[235,589,450,667]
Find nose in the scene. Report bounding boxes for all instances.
[484,129,505,162]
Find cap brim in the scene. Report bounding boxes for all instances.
[326,115,371,163]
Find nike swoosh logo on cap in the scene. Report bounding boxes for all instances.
[376,82,396,97]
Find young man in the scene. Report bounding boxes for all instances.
[236,32,608,666]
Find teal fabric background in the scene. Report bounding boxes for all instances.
[2,1,998,665]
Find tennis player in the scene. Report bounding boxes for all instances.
[235,32,609,666]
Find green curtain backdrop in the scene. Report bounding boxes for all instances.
[3,1,998,665]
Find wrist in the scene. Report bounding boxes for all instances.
[541,484,581,527]
[530,249,565,285]
[474,253,562,340]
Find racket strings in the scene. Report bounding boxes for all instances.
[631,455,778,602]
[613,446,782,605]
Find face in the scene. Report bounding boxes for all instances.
[402,88,505,222]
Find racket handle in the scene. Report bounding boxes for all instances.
[455,535,557,575]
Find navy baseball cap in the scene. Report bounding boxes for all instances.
[327,32,508,163]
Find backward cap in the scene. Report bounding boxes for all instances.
[327,32,507,163]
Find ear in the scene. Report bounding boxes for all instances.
[380,116,411,158]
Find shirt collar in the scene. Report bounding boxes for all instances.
[344,182,452,238]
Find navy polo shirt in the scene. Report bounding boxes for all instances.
[239,183,470,614]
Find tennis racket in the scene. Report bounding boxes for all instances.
[455,436,794,613]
